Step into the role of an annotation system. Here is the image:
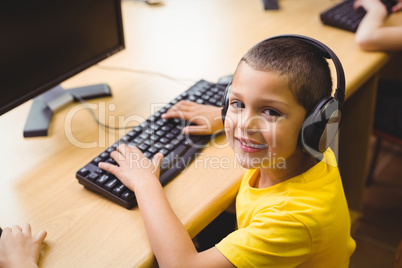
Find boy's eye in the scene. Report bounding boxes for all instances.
[231,100,245,109]
[262,109,281,117]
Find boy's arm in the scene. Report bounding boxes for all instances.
[99,145,234,268]
[354,0,402,51]
[162,100,223,135]
[0,224,47,268]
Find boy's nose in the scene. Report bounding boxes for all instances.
[238,112,268,133]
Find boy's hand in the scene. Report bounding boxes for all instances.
[99,144,164,192]
[0,224,47,268]
[161,100,223,135]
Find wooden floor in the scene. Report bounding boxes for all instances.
[350,136,402,267]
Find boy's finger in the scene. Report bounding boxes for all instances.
[116,143,128,156]
[34,230,47,243]
[161,110,178,119]
[152,153,164,176]
[2,227,11,236]
[127,144,141,152]
[12,225,22,233]
[126,145,146,161]
[152,153,164,169]
[182,125,210,135]
[162,103,189,119]
[162,111,184,122]
[99,162,119,174]
[110,150,125,163]
[22,223,32,235]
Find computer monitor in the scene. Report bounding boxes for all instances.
[0,0,125,137]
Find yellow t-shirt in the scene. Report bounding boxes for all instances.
[215,149,356,267]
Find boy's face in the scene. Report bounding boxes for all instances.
[225,62,307,169]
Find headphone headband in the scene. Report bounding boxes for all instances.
[221,34,346,158]
[257,34,345,108]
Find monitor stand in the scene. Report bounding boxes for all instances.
[23,83,112,137]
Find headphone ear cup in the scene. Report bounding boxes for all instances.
[300,97,342,157]
[221,84,231,125]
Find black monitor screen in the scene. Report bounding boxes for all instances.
[0,0,124,115]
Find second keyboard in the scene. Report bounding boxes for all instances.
[320,0,396,32]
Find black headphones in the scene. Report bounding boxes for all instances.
[221,34,345,157]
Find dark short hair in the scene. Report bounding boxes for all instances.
[240,37,333,114]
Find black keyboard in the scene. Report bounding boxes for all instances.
[76,80,226,209]
[320,0,396,32]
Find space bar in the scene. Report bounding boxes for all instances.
[160,144,188,171]
[159,144,203,185]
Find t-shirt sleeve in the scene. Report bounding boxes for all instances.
[215,212,312,267]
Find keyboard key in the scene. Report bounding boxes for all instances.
[160,144,187,171]
[143,152,153,159]
[159,137,169,144]
[138,144,149,151]
[112,184,125,196]
[105,178,119,191]
[127,130,137,137]
[122,191,135,201]
[159,148,169,155]
[100,152,109,159]
[96,174,110,185]
[148,147,159,154]
[88,173,99,181]
[94,168,104,174]
[106,147,115,153]
[106,158,117,165]
[78,167,90,177]
[92,157,103,165]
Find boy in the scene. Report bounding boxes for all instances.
[99,36,356,267]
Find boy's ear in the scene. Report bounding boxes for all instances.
[299,97,341,158]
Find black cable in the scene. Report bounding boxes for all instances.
[76,65,197,130]
[71,93,137,130]
[134,0,164,6]
[95,65,198,85]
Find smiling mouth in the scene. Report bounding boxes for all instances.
[236,138,268,149]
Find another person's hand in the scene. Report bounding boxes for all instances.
[99,144,163,192]
[354,0,387,13]
[161,100,223,135]
[392,0,402,12]
[354,0,402,13]
[0,224,47,268]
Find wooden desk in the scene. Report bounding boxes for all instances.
[1,0,400,267]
